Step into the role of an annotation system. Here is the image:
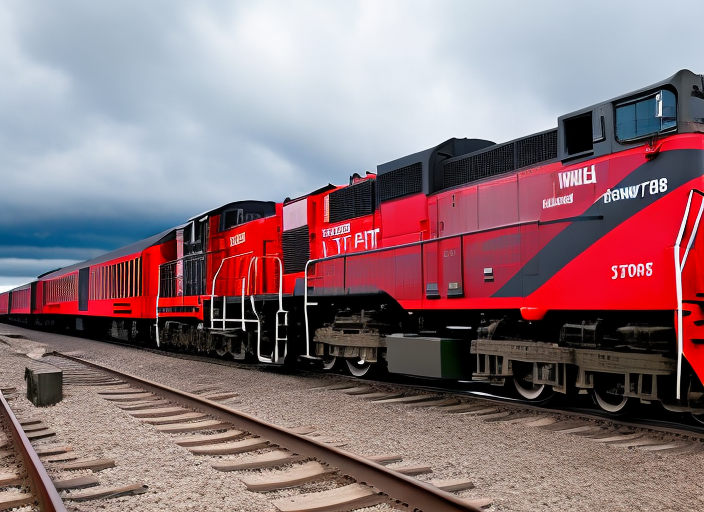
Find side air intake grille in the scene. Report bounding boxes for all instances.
[442,129,557,190]
[282,226,310,274]
[516,129,557,169]
[377,162,422,203]
[329,180,375,223]
[443,144,515,189]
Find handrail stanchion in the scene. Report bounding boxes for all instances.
[303,259,319,359]
[245,255,286,364]
[674,189,704,399]
[274,257,287,363]
[210,251,254,331]
[156,265,161,347]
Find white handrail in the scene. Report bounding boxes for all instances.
[246,256,286,363]
[210,251,253,330]
[674,190,704,399]
[303,259,320,358]
[682,201,704,269]
[155,269,161,348]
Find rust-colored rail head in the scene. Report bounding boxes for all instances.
[0,391,67,512]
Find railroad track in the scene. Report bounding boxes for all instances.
[87,334,704,438]
[4,328,704,511]
[0,388,66,512]
[44,351,488,512]
[8,325,704,444]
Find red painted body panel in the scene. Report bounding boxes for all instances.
[380,194,429,246]
[0,292,8,315]
[9,286,31,314]
[308,137,704,316]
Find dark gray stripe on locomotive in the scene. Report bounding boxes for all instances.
[492,149,704,298]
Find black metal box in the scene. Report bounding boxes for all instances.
[25,367,63,407]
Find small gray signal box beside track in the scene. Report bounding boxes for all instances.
[25,367,63,406]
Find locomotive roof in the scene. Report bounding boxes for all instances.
[40,226,178,280]
[560,69,702,121]
[188,200,277,222]
[283,184,337,204]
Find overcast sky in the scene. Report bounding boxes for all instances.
[1,0,703,292]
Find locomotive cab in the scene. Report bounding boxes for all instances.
[157,200,289,364]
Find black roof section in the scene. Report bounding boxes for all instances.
[558,69,704,161]
[376,138,495,201]
[283,184,337,204]
[40,226,179,280]
[188,200,277,222]
[440,128,558,191]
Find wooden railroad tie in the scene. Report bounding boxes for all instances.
[156,420,230,434]
[241,460,335,492]
[173,430,244,447]
[188,437,269,455]
[0,491,33,510]
[65,484,149,502]
[271,483,386,512]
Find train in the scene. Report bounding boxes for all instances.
[3,69,704,416]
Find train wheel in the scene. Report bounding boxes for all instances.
[322,356,337,371]
[346,358,372,377]
[691,411,704,425]
[213,336,229,358]
[592,373,629,413]
[512,362,548,400]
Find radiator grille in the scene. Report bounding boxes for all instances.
[442,129,557,189]
[443,143,515,189]
[377,162,422,203]
[516,130,557,169]
[282,226,310,274]
[329,180,374,223]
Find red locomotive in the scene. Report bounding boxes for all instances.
[3,69,704,416]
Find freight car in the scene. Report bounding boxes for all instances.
[3,69,704,417]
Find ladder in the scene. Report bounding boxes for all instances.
[210,254,288,365]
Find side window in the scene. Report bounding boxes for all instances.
[221,209,244,231]
[615,89,676,142]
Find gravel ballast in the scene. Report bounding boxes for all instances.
[1,324,703,512]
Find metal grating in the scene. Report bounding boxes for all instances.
[516,129,557,169]
[183,255,206,296]
[442,130,557,190]
[282,226,310,274]
[329,180,375,223]
[443,143,515,189]
[377,162,423,203]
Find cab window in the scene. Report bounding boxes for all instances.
[615,89,676,142]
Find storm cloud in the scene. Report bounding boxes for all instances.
[1,0,703,291]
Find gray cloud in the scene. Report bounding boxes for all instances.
[1,0,703,290]
[0,258,79,278]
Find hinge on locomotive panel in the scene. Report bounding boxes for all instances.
[484,268,494,283]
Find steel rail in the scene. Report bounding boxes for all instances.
[0,391,67,512]
[52,352,481,512]
[65,334,704,437]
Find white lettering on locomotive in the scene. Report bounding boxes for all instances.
[542,193,574,209]
[603,178,667,204]
[322,223,351,238]
[558,165,596,190]
[322,227,380,257]
[229,232,245,247]
[610,262,653,279]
